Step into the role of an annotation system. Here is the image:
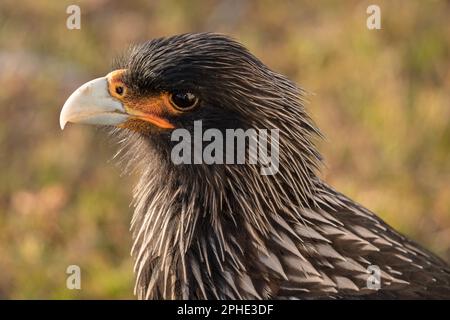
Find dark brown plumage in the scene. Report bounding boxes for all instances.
[61,33,450,299]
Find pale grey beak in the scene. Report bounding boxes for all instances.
[60,76,129,130]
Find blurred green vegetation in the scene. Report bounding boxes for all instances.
[0,0,449,298]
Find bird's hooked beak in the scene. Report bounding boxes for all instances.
[60,69,175,130]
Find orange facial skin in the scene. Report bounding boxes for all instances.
[106,69,179,131]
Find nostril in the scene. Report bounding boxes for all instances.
[115,86,124,95]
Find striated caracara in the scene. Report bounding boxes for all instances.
[60,33,450,299]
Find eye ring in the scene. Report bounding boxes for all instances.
[169,91,199,111]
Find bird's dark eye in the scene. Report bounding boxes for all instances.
[115,86,124,95]
[169,92,199,111]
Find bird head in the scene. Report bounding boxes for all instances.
[61,33,321,185]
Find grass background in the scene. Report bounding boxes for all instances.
[0,0,449,298]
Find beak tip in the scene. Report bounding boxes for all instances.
[59,107,68,130]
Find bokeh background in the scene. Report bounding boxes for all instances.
[0,0,449,299]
